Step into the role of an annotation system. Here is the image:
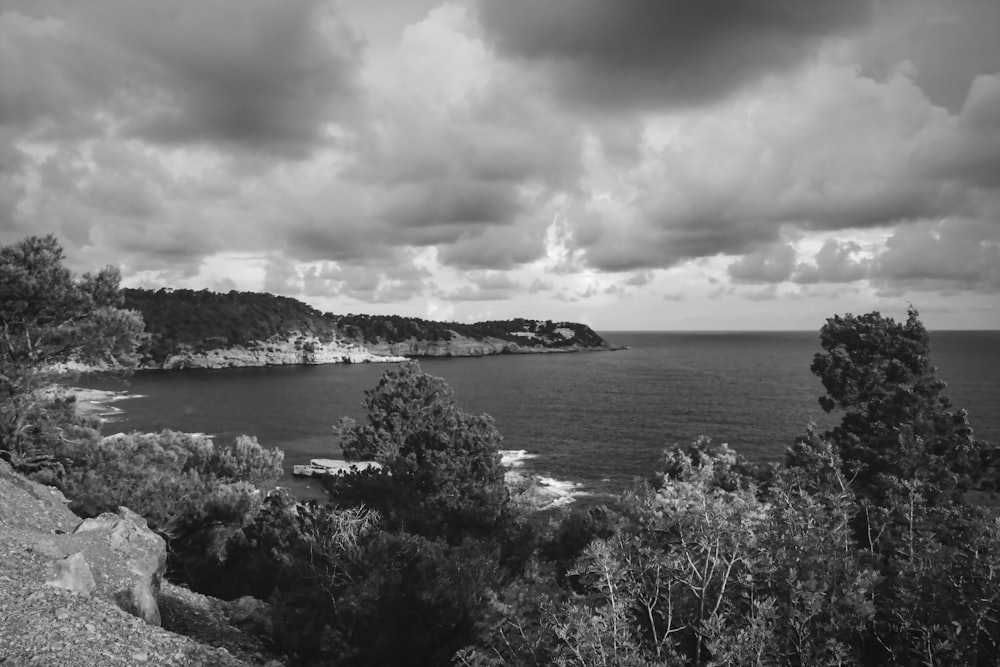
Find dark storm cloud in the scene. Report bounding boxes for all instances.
[436,223,549,270]
[379,181,523,229]
[725,238,872,286]
[791,239,869,284]
[476,0,872,110]
[283,217,396,264]
[562,63,977,274]
[0,0,363,156]
[441,272,523,301]
[728,243,796,283]
[568,203,779,273]
[916,75,1000,188]
[0,133,27,225]
[855,0,1000,112]
[348,75,581,270]
[871,219,1000,291]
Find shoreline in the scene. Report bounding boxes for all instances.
[139,343,626,371]
[56,384,590,512]
[46,385,138,422]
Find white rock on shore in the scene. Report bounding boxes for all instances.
[157,333,407,370]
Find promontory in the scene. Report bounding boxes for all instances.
[123,288,622,370]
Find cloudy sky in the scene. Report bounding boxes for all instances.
[1,0,998,330]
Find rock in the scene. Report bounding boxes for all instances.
[70,507,167,625]
[157,332,407,369]
[45,553,96,595]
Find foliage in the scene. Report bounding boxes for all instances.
[810,307,987,505]
[466,443,879,666]
[0,235,144,473]
[657,436,776,493]
[59,429,284,581]
[866,491,1000,665]
[125,287,612,363]
[124,287,342,362]
[328,361,510,542]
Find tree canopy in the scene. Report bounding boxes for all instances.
[809,307,987,504]
[0,235,145,468]
[329,361,510,542]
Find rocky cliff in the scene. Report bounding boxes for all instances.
[156,333,407,370]
[363,333,607,358]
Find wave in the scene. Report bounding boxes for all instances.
[534,476,589,507]
[500,449,538,468]
[502,449,589,509]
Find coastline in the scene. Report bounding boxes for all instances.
[54,386,586,512]
[142,340,626,371]
[45,385,137,422]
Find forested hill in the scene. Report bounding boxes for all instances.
[123,288,617,364]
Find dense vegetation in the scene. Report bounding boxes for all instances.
[123,287,611,364]
[4,235,1000,666]
[124,288,340,361]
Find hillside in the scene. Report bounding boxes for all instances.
[123,288,619,368]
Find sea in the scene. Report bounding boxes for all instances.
[86,331,1000,506]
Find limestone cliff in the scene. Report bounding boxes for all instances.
[156,333,406,370]
[365,334,610,358]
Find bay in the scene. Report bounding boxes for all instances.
[92,331,1000,503]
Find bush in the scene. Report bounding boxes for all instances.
[60,430,283,582]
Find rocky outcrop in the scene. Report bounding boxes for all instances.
[366,335,522,357]
[0,462,166,626]
[148,331,620,370]
[155,333,407,370]
[71,508,167,625]
[0,460,281,666]
[363,335,617,358]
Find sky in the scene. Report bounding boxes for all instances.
[1,0,998,330]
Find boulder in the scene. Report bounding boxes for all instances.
[70,507,167,625]
[0,460,168,626]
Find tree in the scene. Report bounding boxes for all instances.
[0,235,145,471]
[328,361,510,542]
[810,307,986,505]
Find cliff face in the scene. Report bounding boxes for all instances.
[144,329,620,369]
[365,335,613,358]
[365,335,520,357]
[156,334,407,370]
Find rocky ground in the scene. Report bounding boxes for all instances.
[0,461,285,667]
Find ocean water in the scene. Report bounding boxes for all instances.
[89,331,1000,504]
